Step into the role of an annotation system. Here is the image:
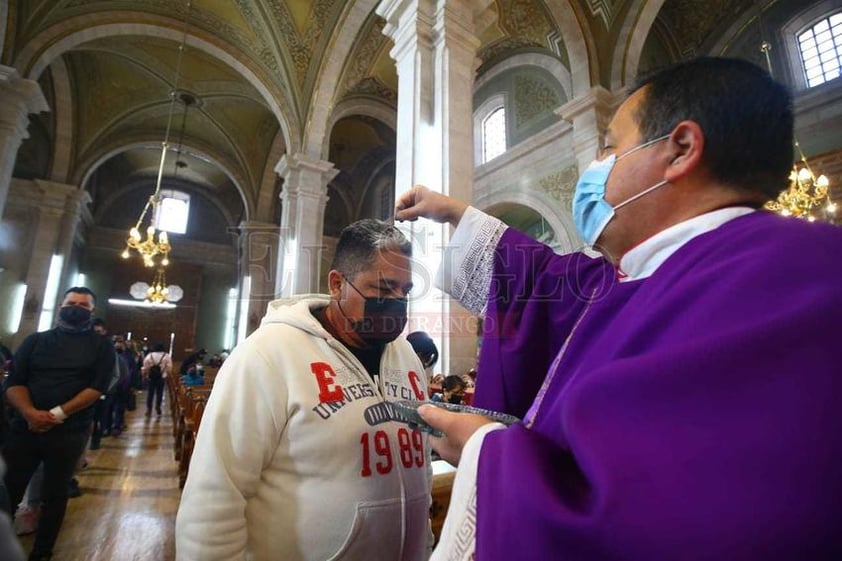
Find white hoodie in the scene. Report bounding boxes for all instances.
[176,296,433,561]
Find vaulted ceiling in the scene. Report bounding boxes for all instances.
[3,0,823,236]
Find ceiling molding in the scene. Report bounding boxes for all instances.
[303,0,380,158]
[74,138,252,219]
[610,0,667,90]
[13,15,299,153]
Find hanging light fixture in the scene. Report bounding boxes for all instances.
[129,269,184,306]
[121,0,193,266]
[756,12,836,221]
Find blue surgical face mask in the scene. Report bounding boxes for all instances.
[572,135,671,246]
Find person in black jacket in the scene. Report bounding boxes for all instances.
[2,287,114,561]
[178,348,207,377]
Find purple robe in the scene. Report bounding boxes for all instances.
[472,211,842,560]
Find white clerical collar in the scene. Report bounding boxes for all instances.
[617,207,756,282]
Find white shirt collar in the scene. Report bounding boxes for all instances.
[618,207,756,282]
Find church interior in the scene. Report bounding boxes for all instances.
[1,0,841,559]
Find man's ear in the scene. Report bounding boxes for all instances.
[664,120,704,183]
[327,270,344,299]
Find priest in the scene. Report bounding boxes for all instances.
[396,57,842,560]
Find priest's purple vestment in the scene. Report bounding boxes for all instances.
[463,210,842,560]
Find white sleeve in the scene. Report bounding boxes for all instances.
[430,423,505,561]
[435,206,508,316]
[175,344,286,560]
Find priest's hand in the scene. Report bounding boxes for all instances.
[395,185,468,227]
[419,404,493,466]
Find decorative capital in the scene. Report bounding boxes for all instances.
[556,86,618,124]
[0,64,49,116]
[275,153,338,201]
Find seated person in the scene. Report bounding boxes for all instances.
[461,368,477,388]
[179,348,207,376]
[430,375,467,405]
[181,366,205,387]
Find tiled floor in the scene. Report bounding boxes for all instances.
[16,393,179,560]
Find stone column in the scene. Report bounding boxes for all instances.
[0,66,49,218]
[378,0,495,377]
[16,182,78,340]
[54,184,92,288]
[274,154,337,297]
[237,220,280,338]
[557,86,618,176]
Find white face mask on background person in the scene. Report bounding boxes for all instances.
[572,135,671,246]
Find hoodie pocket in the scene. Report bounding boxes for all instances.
[326,494,430,561]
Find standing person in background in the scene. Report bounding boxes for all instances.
[0,459,24,561]
[141,343,171,418]
[176,219,432,561]
[107,337,133,436]
[88,319,113,451]
[2,287,114,561]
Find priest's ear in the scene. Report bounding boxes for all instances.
[663,120,704,183]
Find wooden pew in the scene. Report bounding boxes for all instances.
[430,460,457,546]
[179,392,208,488]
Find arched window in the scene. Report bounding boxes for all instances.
[798,12,842,87]
[155,189,190,234]
[482,106,507,163]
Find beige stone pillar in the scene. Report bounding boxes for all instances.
[236,220,280,338]
[378,0,495,377]
[557,86,619,177]
[274,154,337,297]
[0,66,49,218]
[16,182,79,340]
[56,185,92,288]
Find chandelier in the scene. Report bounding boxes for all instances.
[765,141,837,221]
[758,35,836,221]
[121,0,192,267]
[130,269,184,305]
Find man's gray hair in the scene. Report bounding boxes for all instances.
[330,219,412,279]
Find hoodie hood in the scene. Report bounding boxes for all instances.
[262,294,332,339]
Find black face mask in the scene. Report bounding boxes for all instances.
[59,306,92,327]
[447,394,464,405]
[339,278,408,345]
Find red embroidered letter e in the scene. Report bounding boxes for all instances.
[311,362,344,403]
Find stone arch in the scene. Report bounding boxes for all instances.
[475,190,578,253]
[255,128,287,224]
[94,176,240,231]
[304,0,380,158]
[12,17,299,154]
[356,156,396,219]
[610,0,669,90]
[474,51,573,101]
[0,1,7,63]
[543,1,599,97]
[75,140,252,221]
[47,58,74,184]
[322,97,396,160]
